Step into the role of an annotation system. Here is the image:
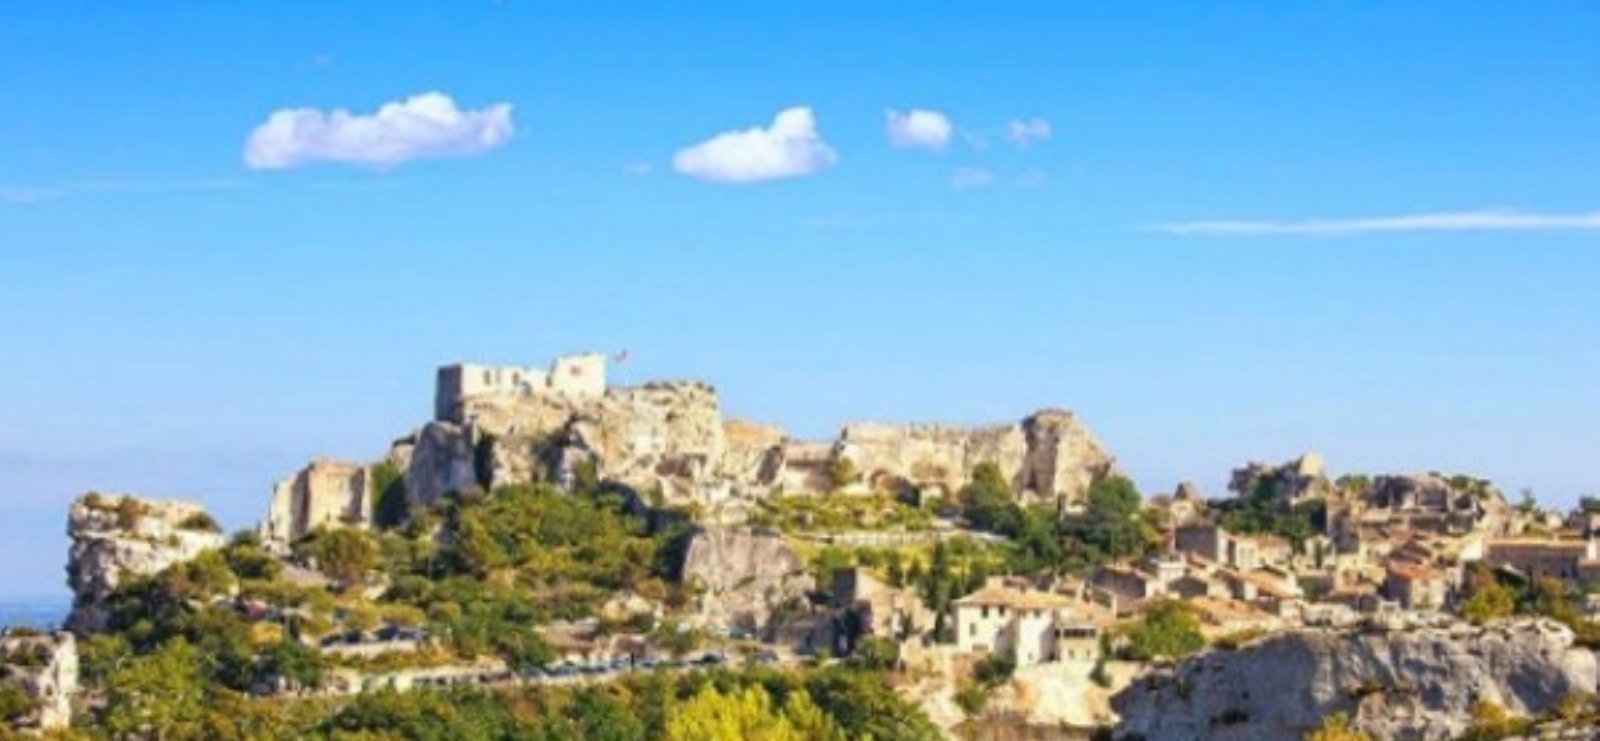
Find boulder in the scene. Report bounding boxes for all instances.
[679,527,813,635]
[1112,617,1598,741]
[65,493,225,634]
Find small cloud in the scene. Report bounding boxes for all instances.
[243,92,515,170]
[961,130,992,151]
[949,167,995,190]
[1007,118,1052,148]
[0,186,66,205]
[1156,208,1600,236]
[0,179,240,206]
[672,106,837,183]
[622,162,653,177]
[311,52,335,68]
[885,109,952,150]
[1016,169,1049,187]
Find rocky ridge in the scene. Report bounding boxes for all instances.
[65,493,225,634]
[398,371,1117,518]
[1112,617,1598,741]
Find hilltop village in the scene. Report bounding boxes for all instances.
[6,355,1600,741]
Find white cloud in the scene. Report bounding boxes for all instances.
[1016,169,1049,187]
[949,167,995,190]
[0,179,241,206]
[243,92,514,170]
[672,106,837,183]
[1157,208,1600,236]
[0,186,66,205]
[885,109,952,150]
[1007,118,1052,148]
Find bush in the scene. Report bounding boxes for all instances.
[178,512,223,533]
[972,652,1015,687]
[0,684,32,724]
[115,497,147,530]
[953,681,990,717]
[1117,600,1206,661]
[849,636,900,672]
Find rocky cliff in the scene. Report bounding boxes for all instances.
[402,368,1117,514]
[65,493,225,634]
[403,381,729,507]
[1112,618,1598,741]
[0,631,78,731]
[679,527,814,635]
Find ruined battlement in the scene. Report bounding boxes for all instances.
[434,353,607,421]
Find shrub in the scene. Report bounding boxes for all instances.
[972,652,1015,687]
[1117,600,1206,661]
[953,681,990,718]
[179,511,223,533]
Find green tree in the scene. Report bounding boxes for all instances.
[826,457,860,491]
[103,639,209,741]
[1118,600,1207,661]
[301,528,380,586]
[1461,578,1515,624]
[263,639,325,691]
[0,684,32,725]
[665,685,840,741]
[849,636,901,672]
[370,460,410,530]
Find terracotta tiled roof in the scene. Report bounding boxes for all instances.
[953,584,1075,611]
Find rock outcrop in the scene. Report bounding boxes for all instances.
[261,459,372,550]
[1112,618,1598,741]
[65,493,225,634]
[0,630,78,731]
[823,409,1116,509]
[404,381,729,507]
[1229,452,1330,505]
[679,527,813,635]
[405,363,1119,517]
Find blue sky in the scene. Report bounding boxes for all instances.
[3,1,1599,601]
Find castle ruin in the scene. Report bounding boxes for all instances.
[434,353,607,421]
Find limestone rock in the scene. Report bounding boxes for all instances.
[831,409,1115,508]
[0,630,78,731]
[679,527,813,635]
[404,361,1118,515]
[1229,452,1332,505]
[406,381,731,507]
[1112,617,1598,741]
[261,459,371,550]
[401,421,481,508]
[65,493,225,634]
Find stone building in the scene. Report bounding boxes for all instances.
[1486,536,1600,583]
[954,577,1101,666]
[261,459,371,549]
[1383,563,1451,610]
[434,353,607,421]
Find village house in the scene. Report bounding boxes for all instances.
[1382,563,1451,610]
[953,578,1102,666]
[1485,535,1600,583]
[825,568,930,655]
[1175,523,1294,571]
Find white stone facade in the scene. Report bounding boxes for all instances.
[434,353,607,421]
